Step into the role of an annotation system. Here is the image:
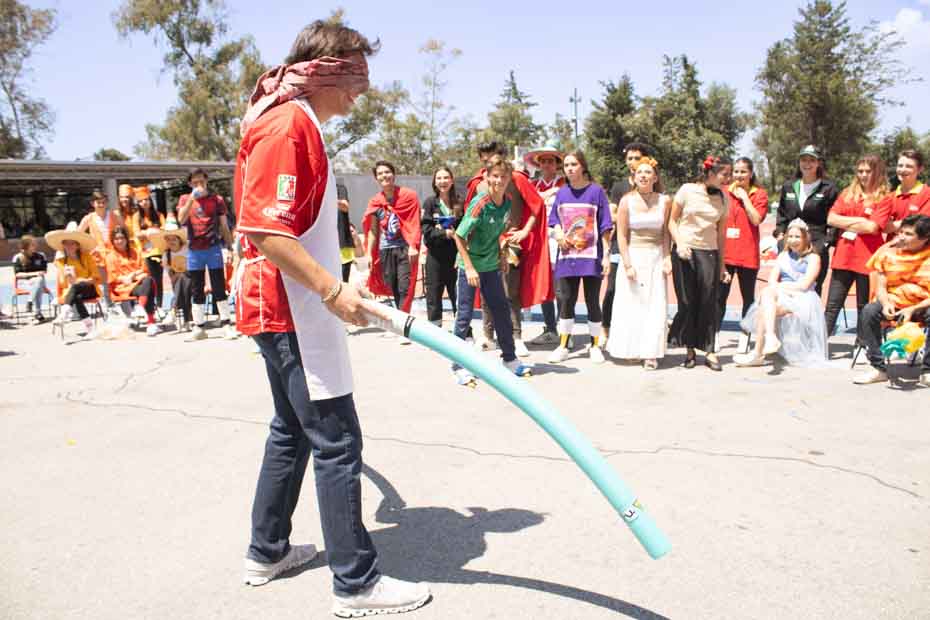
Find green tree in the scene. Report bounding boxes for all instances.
[621,55,748,189]
[323,81,407,160]
[873,126,930,187]
[93,147,132,161]
[114,0,266,160]
[0,0,56,159]
[543,113,577,153]
[754,0,908,189]
[413,39,461,166]
[584,76,636,187]
[483,71,543,154]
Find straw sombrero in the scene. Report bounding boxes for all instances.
[45,221,97,252]
[524,140,565,168]
[149,218,188,251]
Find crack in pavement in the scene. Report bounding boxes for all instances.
[59,394,923,501]
[113,355,181,395]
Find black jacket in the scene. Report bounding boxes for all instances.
[775,178,840,250]
[421,195,458,263]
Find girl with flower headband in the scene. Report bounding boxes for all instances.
[667,155,732,371]
[606,157,671,369]
[735,218,828,367]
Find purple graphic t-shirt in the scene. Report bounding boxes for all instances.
[548,182,612,278]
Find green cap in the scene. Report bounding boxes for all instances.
[798,145,822,160]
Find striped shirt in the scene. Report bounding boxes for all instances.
[867,243,930,308]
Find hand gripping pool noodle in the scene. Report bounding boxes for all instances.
[360,300,671,560]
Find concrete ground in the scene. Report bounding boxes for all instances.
[1,314,928,620]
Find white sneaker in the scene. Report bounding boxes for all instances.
[453,368,477,387]
[332,576,431,618]
[548,346,569,364]
[186,325,208,342]
[223,324,240,340]
[513,339,530,357]
[132,305,147,320]
[54,306,75,324]
[589,345,605,364]
[734,352,765,367]
[853,367,888,385]
[146,324,160,337]
[160,309,177,327]
[504,358,532,377]
[399,336,412,345]
[920,373,930,388]
[243,544,318,587]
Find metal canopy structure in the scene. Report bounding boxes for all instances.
[0,159,235,194]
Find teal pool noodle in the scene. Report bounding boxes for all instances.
[361,301,671,560]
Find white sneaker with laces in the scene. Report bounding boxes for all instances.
[589,345,605,364]
[331,576,431,618]
[503,358,532,377]
[146,324,160,337]
[223,324,240,340]
[853,367,888,385]
[243,544,318,586]
[547,346,569,364]
[513,339,529,357]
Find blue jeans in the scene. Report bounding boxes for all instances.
[453,268,515,369]
[20,274,50,311]
[249,332,379,595]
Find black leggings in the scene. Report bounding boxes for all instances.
[670,246,719,351]
[824,268,870,337]
[145,256,164,307]
[64,281,98,319]
[380,247,410,309]
[718,264,758,326]
[172,273,193,322]
[189,267,228,304]
[556,276,602,323]
[424,253,457,324]
[602,261,619,328]
[130,276,157,314]
[341,261,352,283]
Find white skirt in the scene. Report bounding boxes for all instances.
[606,245,667,359]
[740,286,828,367]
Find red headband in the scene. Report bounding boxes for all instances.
[702,156,720,172]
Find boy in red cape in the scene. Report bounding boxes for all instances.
[464,142,553,355]
[363,160,421,315]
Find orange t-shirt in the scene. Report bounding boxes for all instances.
[867,243,930,309]
[105,248,145,298]
[831,193,893,275]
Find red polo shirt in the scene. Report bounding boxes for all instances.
[722,184,769,269]
[830,193,893,275]
[891,182,930,221]
[234,101,329,335]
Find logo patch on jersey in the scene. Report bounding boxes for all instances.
[276,175,297,202]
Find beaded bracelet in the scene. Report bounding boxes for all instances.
[321,280,343,304]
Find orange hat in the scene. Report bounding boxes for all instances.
[118,184,133,198]
[133,185,151,200]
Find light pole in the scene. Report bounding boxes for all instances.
[569,88,581,146]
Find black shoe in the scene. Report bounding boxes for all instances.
[705,356,722,372]
[682,351,696,368]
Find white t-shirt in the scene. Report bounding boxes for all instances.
[798,181,819,210]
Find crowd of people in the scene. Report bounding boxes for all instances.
[352,141,930,387]
[14,169,240,341]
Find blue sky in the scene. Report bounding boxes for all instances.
[27,0,930,161]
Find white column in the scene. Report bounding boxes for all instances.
[103,177,118,213]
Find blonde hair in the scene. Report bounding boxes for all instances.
[786,219,813,257]
[843,154,890,206]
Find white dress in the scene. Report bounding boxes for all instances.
[740,251,828,367]
[606,196,668,359]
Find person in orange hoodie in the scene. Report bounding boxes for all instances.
[104,225,160,336]
[363,160,421,328]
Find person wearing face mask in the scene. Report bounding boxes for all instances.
[734,219,827,368]
[854,215,930,386]
[717,158,768,341]
[420,166,461,327]
[774,145,840,295]
[668,156,732,371]
[363,161,421,333]
[177,167,236,340]
[887,149,930,231]
[823,155,893,341]
[604,142,652,343]
[606,158,671,369]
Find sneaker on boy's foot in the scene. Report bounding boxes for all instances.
[528,329,560,346]
[589,345,605,364]
[186,325,208,342]
[331,576,431,618]
[513,339,530,357]
[503,358,532,377]
[243,544,318,586]
[453,368,477,387]
[146,324,160,337]
[852,367,888,385]
[223,324,240,340]
[547,346,569,364]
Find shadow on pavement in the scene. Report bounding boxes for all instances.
[362,465,669,620]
